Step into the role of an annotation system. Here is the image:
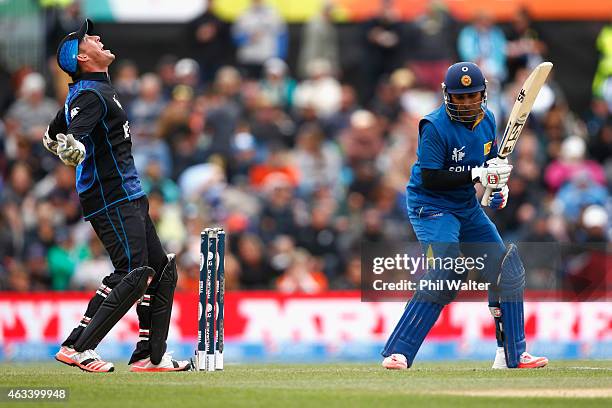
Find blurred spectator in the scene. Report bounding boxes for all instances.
[297,1,339,80]
[206,66,243,157]
[458,11,507,83]
[323,84,359,138]
[47,227,89,290]
[5,72,58,139]
[505,8,547,81]
[147,189,186,253]
[174,58,202,93]
[332,253,361,289]
[362,0,404,101]
[189,0,235,83]
[297,202,342,278]
[408,0,457,90]
[236,233,274,288]
[369,77,402,126]
[587,115,612,165]
[141,160,181,204]
[232,0,288,79]
[276,249,328,293]
[71,235,114,290]
[580,204,610,242]
[249,147,299,189]
[391,68,438,118]
[293,123,343,198]
[249,94,296,148]
[129,73,166,141]
[1,161,34,206]
[258,173,300,242]
[156,54,178,99]
[592,23,612,98]
[553,171,608,223]
[113,60,140,111]
[228,126,260,184]
[339,110,384,167]
[544,135,606,192]
[259,58,296,111]
[294,59,342,119]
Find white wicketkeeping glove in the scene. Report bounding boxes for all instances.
[42,126,59,156]
[56,133,86,167]
[471,157,512,189]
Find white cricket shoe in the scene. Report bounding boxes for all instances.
[382,353,408,370]
[129,352,192,372]
[492,348,549,369]
[55,346,114,373]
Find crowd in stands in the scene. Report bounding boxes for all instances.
[0,1,610,294]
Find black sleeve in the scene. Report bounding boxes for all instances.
[421,168,473,190]
[66,91,105,140]
[47,109,67,141]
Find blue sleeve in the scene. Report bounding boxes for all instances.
[419,122,446,169]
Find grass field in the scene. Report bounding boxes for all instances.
[1,361,611,407]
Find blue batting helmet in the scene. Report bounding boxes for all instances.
[442,62,486,94]
[442,62,488,122]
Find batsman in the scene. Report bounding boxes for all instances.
[44,19,190,372]
[381,62,548,370]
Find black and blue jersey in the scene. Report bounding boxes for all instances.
[48,72,144,219]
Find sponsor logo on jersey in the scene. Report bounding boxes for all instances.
[70,107,80,119]
[452,146,465,162]
[484,141,492,156]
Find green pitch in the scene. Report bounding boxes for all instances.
[1,361,611,407]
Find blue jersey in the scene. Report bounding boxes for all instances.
[407,104,497,211]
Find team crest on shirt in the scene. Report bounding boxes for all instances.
[452,146,466,162]
[484,141,492,155]
[113,95,123,109]
[70,107,80,119]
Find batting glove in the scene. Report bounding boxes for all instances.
[471,158,512,189]
[57,133,86,167]
[42,126,59,156]
[487,184,509,210]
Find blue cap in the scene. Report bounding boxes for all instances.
[442,62,486,94]
[56,19,94,76]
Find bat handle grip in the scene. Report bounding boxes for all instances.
[481,186,493,206]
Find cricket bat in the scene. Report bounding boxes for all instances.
[481,61,553,206]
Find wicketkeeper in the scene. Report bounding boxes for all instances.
[381,62,548,370]
[45,19,190,372]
